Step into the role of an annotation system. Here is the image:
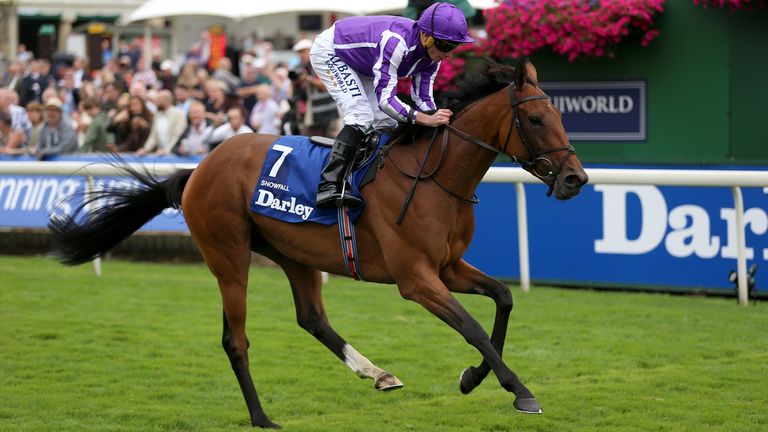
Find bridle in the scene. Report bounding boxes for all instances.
[388,81,577,223]
[444,82,575,195]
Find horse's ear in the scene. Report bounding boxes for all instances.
[514,57,529,88]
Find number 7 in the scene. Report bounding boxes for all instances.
[269,144,293,177]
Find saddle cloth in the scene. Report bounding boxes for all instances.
[250,135,387,225]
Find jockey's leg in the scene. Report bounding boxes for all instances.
[316,124,366,208]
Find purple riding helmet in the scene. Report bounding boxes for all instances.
[417,2,474,51]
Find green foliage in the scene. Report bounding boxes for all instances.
[1,256,767,431]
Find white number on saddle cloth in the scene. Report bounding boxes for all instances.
[269,144,294,177]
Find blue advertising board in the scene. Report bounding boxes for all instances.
[464,173,767,293]
[540,81,646,141]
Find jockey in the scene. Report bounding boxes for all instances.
[310,2,474,208]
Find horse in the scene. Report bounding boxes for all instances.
[49,58,588,428]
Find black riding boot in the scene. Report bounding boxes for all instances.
[316,125,366,208]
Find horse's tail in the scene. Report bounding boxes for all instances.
[49,161,195,266]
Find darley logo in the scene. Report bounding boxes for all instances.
[253,189,314,221]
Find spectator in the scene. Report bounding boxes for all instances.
[108,95,153,152]
[57,68,80,118]
[0,111,26,155]
[0,87,32,142]
[175,101,212,156]
[158,59,176,91]
[20,60,50,106]
[248,84,280,135]
[80,98,114,153]
[289,38,337,136]
[138,90,187,156]
[17,43,33,63]
[173,85,194,116]
[237,59,271,116]
[2,61,24,95]
[212,57,241,92]
[34,98,78,159]
[208,106,252,150]
[101,39,113,66]
[203,79,240,127]
[133,57,158,90]
[101,81,122,113]
[71,57,88,89]
[25,101,44,150]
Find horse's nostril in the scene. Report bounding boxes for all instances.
[564,174,583,188]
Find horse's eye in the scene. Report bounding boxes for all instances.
[529,116,543,127]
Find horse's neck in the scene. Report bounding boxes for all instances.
[439,90,512,196]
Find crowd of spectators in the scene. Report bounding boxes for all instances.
[0,34,340,159]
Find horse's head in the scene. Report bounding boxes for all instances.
[508,58,588,200]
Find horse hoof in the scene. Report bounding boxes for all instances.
[459,367,479,394]
[514,397,543,414]
[375,373,404,391]
[252,416,281,429]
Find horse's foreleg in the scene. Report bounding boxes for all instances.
[275,256,403,390]
[397,269,541,414]
[441,260,512,394]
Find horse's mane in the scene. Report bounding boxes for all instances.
[389,59,516,143]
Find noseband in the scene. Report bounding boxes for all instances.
[445,83,576,196]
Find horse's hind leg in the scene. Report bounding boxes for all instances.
[190,226,279,428]
[441,259,513,395]
[265,249,402,390]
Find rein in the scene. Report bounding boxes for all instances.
[387,82,577,223]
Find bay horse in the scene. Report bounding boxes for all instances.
[49,58,588,428]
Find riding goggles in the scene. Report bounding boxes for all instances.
[433,38,461,53]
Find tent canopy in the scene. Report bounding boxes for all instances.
[126,0,498,23]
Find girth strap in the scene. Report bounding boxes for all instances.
[337,205,363,281]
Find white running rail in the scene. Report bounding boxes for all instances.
[1,162,766,305]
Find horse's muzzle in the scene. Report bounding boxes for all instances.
[553,167,588,200]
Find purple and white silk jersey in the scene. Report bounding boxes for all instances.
[332,15,440,122]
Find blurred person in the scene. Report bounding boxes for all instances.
[115,55,133,89]
[236,58,271,116]
[174,85,194,116]
[158,59,176,91]
[290,38,337,137]
[248,84,280,135]
[71,57,88,89]
[80,98,114,153]
[73,100,93,148]
[101,82,122,113]
[20,60,50,106]
[101,39,113,66]
[25,101,44,150]
[203,79,240,127]
[0,87,32,141]
[212,57,241,92]
[176,63,201,89]
[2,61,25,95]
[17,43,33,63]
[207,106,252,150]
[0,111,26,154]
[108,95,153,152]
[57,69,80,118]
[175,101,212,156]
[34,98,78,159]
[310,2,472,207]
[129,81,157,112]
[133,58,158,91]
[137,90,187,156]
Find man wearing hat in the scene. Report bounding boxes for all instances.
[310,2,474,207]
[290,38,337,137]
[34,97,78,159]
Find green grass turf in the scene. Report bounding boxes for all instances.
[1,255,767,431]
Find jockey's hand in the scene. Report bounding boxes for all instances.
[415,109,453,127]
